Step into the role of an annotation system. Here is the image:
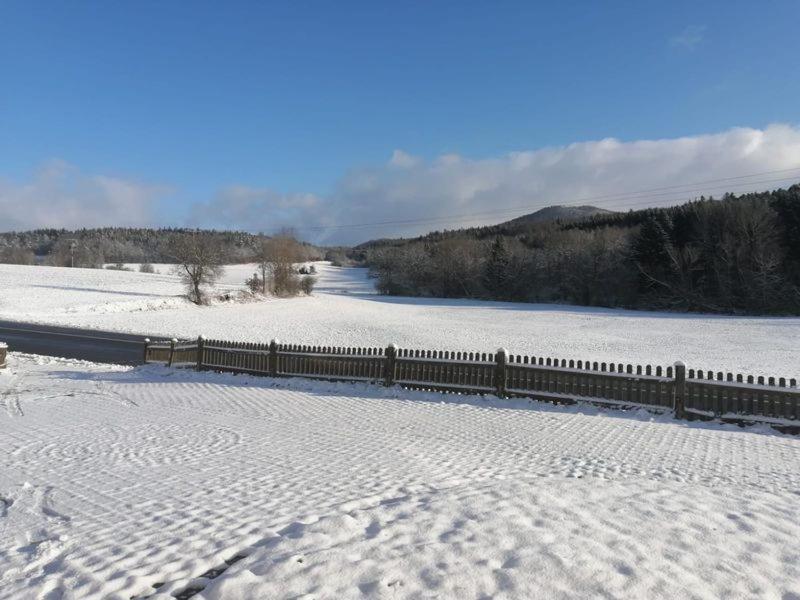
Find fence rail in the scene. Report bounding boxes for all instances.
[143,336,799,427]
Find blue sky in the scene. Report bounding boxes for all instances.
[1,1,799,243]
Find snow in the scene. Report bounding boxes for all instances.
[1,352,800,599]
[0,262,798,378]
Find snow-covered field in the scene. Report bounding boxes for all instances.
[1,353,799,599]
[0,262,798,377]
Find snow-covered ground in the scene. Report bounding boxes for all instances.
[1,353,799,599]
[0,262,798,378]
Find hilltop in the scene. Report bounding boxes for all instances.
[499,204,613,227]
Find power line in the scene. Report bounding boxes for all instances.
[311,175,799,230]
[285,168,800,232]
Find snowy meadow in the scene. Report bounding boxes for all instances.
[0,262,798,378]
[1,263,800,598]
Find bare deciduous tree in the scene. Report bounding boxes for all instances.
[169,233,225,304]
[0,247,35,265]
[252,232,304,296]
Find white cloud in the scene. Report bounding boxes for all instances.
[193,123,800,245]
[389,149,420,168]
[189,185,329,235]
[670,25,706,50]
[10,126,800,246]
[0,160,168,231]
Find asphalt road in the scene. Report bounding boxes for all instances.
[0,321,159,365]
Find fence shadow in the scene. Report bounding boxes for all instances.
[46,365,791,438]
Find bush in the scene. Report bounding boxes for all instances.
[106,262,132,271]
[245,274,263,293]
[139,263,155,274]
[273,273,301,296]
[299,275,316,295]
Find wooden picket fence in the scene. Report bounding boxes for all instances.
[143,336,800,427]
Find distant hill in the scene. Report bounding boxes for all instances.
[499,205,613,227]
[355,204,614,251]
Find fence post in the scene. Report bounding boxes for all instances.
[384,343,397,387]
[196,335,205,371]
[673,361,686,419]
[495,348,507,397]
[269,339,279,377]
[168,338,177,368]
[143,338,150,364]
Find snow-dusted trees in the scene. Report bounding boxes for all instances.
[45,238,105,268]
[0,246,35,265]
[364,185,800,314]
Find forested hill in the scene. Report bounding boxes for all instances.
[361,185,800,315]
[355,204,614,253]
[0,227,322,266]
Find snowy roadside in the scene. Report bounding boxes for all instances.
[1,352,799,599]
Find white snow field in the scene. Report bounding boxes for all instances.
[0,262,798,378]
[1,353,799,599]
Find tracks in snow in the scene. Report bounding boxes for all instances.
[2,359,800,599]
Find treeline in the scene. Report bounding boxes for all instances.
[0,227,322,267]
[363,185,800,314]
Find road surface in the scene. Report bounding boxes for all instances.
[0,321,158,365]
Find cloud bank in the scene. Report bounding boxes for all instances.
[0,160,167,231]
[191,123,800,244]
[4,125,800,245]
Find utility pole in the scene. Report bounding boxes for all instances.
[69,240,76,268]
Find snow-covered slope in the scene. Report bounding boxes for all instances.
[1,354,798,599]
[0,263,798,377]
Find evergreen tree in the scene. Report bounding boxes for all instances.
[771,185,800,281]
[483,237,513,298]
[632,216,672,269]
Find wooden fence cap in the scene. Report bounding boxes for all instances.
[271,338,280,344]
[675,361,685,367]
[171,338,178,343]
[144,338,150,343]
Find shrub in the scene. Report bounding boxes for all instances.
[106,262,132,271]
[245,274,263,293]
[139,263,155,274]
[299,275,316,295]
